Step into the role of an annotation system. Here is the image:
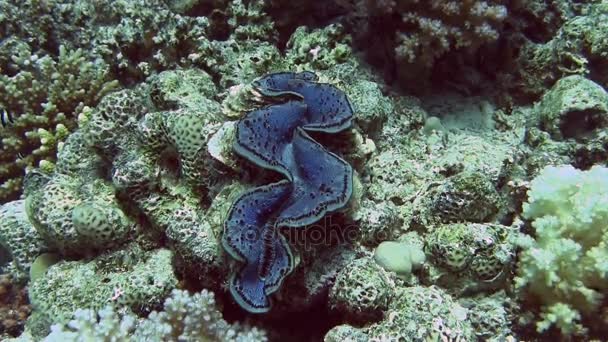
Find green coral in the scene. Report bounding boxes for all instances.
[536,75,608,140]
[149,69,220,112]
[54,130,102,178]
[161,198,224,288]
[284,24,352,71]
[460,292,514,340]
[29,253,60,282]
[352,199,401,245]
[367,148,421,204]
[25,174,132,255]
[329,257,393,323]
[425,223,515,292]
[80,89,148,152]
[215,40,284,88]
[430,170,501,223]
[516,165,608,337]
[0,200,47,280]
[28,246,177,335]
[327,285,475,341]
[343,78,394,134]
[513,4,608,96]
[0,44,117,203]
[136,69,224,191]
[158,108,221,188]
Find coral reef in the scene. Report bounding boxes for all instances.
[352,199,401,245]
[460,291,514,340]
[535,75,608,140]
[423,223,516,294]
[1,0,608,340]
[284,24,352,71]
[25,173,133,255]
[0,45,117,203]
[510,3,608,98]
[379,1,507,66]
[344,0,508,88]
[429,170,502,223]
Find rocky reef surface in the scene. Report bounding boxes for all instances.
[1,0,608,341]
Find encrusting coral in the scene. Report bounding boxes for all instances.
[28,246,178,331]
[329,257,393,323]
[0,200,47,280]
[535,75,608,140]
[326,285,475,341]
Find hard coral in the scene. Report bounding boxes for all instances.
[0,45,117,203]
[329,257,393,323]
[25,173,133,256]
[511,4,608,98]
[424,223,515,293]
[0,200,47,280]
[44,289,267,342]
[326,285,475,341]
[28,246,177,332]
[536,75,608,140]
[516,165,608,337]
[364,0,507,82]
[430,170,501,223]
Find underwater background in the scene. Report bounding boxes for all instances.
[1,0,608,341]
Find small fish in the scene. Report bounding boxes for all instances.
[1,108,14,128]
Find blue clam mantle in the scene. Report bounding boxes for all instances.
[223,71,354,313]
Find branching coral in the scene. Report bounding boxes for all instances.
[0,44,117,203]
[44,289,267,342]
[516,165,608,337]
[362,0,507,82]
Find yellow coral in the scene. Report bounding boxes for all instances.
[0,45,118,203]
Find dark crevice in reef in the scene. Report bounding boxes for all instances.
[208,9,232,41]
[348,15,400,87]
[265,1,350,50]
[222,292,342,342]
[181,0,231,18]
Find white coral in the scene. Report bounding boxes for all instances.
[43,289,267,342]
